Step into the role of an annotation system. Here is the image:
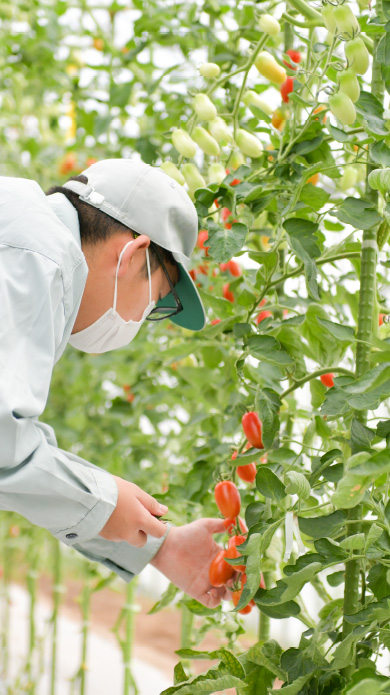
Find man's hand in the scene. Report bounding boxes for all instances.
[150,518,239,608]
[99,475,168,547]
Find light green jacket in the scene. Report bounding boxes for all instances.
[0,175,169,581]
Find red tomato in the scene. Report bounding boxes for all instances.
[379,313,384,326]
[224,220,238,230]
[197,230,209,255]
[223,283,235,303]
[210,318,221,326]
[221,207,232,222]
[123,384,131,392]
[307,173,319,186]
[223,516,248,535]
[225,535,246,572]
[280,77,294,103]
[214,480,241,518]
[283,49,301,69]
[242,571,266,590]
[256,310,272,324]
[209,550,236,587]
[230,178,242,186]
[259,298,267,308]
[237,462,257,483]
[320,373,335,388]
[197,264,209,275]
[242,412,264,449]
[214,198,220,208]
[220,260,241,277]
[232,588,252,614]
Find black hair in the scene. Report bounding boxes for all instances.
[45,174,178,278]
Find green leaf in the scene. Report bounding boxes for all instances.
[340,533,366,550]
[256,467,286,502]
[258,601,301,619]
[245,643,287,682]
[371,141,390,166]
[298,510,347,539]
[316,317,355,342]
[331,630,364,670]
[148,582,179,614]
[206,220,248,263]
[365,523,384,551]
[350,418,376,454]
[247,335,294,367]
[270,673,312,694]
[377,32,390,65]
[285,471,311,499]
[255,388,281,449]
[299,184,330,211]
[332,472,370,509]
[283,219,321,300]
[169,675,246,695]
[350,449,390,479]
[333,197,382,230]
[109,81,132,108]
[174,662,188,685]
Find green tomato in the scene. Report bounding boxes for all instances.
[199,62,220,78]
[337,68,360,103]
[208,116,233,145]
[208,163,227,184]
[321,4,336,33]
[181,163,206,192]
[328,92,356,125]
[160,161,185,186]
[339,166,358,191]
[258,14,281,36]
[192,126,220,156]
[171,129,197,158]
[193,93,217,120]
[236,129,263,158]
[368,168,390,195]
[243,90,274,115]
[334,4,359,36]
[344,37,370,75]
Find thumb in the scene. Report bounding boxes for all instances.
[201,518,228,534]
[136,488,168,517]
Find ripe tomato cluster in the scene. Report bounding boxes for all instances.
[208,411,265,614]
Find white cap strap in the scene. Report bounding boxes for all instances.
[63,180,105,207]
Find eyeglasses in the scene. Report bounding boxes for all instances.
[146,242,183,322]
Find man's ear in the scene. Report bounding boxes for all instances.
[116,234,151,278]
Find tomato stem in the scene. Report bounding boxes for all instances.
[280,367,354,399]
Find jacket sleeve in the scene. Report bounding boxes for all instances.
[0,244,119,545]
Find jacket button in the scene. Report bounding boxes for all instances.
[66,533,78,539]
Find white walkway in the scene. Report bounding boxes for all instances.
[2,584,171,695]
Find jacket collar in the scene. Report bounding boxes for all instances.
[46,192,82,247]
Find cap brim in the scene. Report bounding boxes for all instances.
[156,263,206,331]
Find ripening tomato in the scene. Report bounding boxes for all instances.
[210,318,221,326]
[232,588,252,614]
[259,298,267,308]
[313,105,328,123]
[225,535,246,572]
[85,157,98,168]
[320,373,335,388]
[307,173,319,186]
[209,550,236,587]
[283,49,302,69]
[9,525,20,538]
[256,310,272,324]
[197,230,209,256]
[93,37,104,51]
[255,52,287,85]
[220,260,242,277]
[126,393,135,403]
[242,412,264,449]
[241,571,266,591]
[379,313,385,326]
[280,77,294,103]
[223,283,235,303]
[214,480,241,518]
[59,152,77,175]
[271,109,286,131]
[237,462,257,483]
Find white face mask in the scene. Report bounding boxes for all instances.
[69,240,155,353]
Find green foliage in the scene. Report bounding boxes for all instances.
[3,0,390,693]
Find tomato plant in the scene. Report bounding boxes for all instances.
[5,0,390,693]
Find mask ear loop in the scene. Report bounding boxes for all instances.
[113,240,134,313]
[145,246,152,305]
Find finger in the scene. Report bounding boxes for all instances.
[136,488,169,517]
[201,518,229,534]
[139,506,169,539]
[201,588,223,609]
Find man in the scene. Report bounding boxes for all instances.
[0,158,233,607]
